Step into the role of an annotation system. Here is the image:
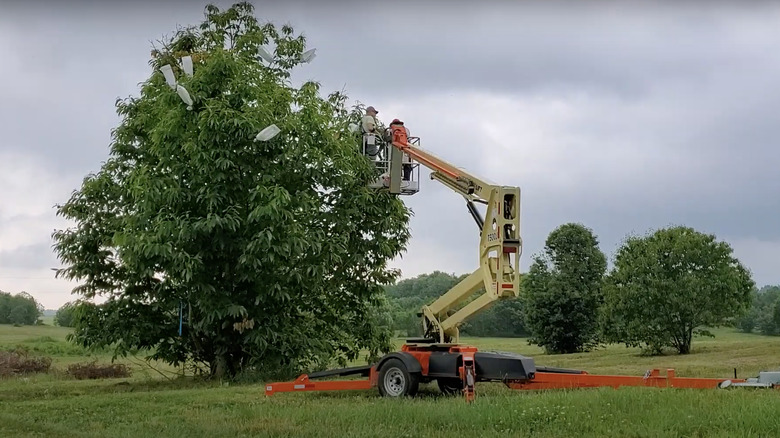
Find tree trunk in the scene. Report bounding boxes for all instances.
[677,328,693,354]
[213,355,228,379]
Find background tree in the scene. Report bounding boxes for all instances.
[735,288,760,333]
[460,298,526,338]
[736,285,780,335]
[522,223,607,353]
[384,271,463,337]
[601,226,754,354]
[52,3,411,380]
[54,301,80,328]
[0,291,43,325]
[755,290,780,336]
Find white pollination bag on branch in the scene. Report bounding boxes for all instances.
[301,48,316,63]
[176,85,194,110]
[255,124,281,142]
[257,46,274,63]
[180,56,193,76]
[160,64,177,89]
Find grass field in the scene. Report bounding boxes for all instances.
[2,323,780,437]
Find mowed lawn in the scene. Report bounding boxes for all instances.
[2,324,780,437]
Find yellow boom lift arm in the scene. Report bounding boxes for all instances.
[385,123,523,344]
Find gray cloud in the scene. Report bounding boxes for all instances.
[1,0,779,308]
[277,1,780,98]
[0,242,57,270]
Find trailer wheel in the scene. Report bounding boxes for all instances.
[437,377,462,395]
[378,358,419,397]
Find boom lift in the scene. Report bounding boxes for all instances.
[264,118,780,402]
[384,121,522,346]
[267,120,528,401]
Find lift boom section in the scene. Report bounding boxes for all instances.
[387,125,522,344]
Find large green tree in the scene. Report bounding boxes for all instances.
[601,226,754,354]
[52,3,411,379]
[522,223,607,353]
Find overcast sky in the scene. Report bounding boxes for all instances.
[1,0,779,309]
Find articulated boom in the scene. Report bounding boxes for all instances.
[389,125,522,344]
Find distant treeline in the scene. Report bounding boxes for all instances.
[384,271,526,338]
[385,271,780,341]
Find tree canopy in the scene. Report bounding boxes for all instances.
[52,2,411,379]
[601,226,754,354]
[522,223,607,354]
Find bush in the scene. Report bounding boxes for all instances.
[66,361,132,379]
[0,349,52,377]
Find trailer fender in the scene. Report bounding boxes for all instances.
[376,352,422,374]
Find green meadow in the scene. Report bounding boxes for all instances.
[2,323,779,437]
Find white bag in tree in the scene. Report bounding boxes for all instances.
[160,64,176,89]
[257,46,274,63]
[176,84,193,110]
[180,56,193,76]
[255,124,281,141]
[301,49,316,63]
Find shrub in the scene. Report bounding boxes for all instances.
[66,361,132,379]
[0,349,52,377]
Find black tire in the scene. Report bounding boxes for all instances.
[378,358,420,397]
[437,377,463,395]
